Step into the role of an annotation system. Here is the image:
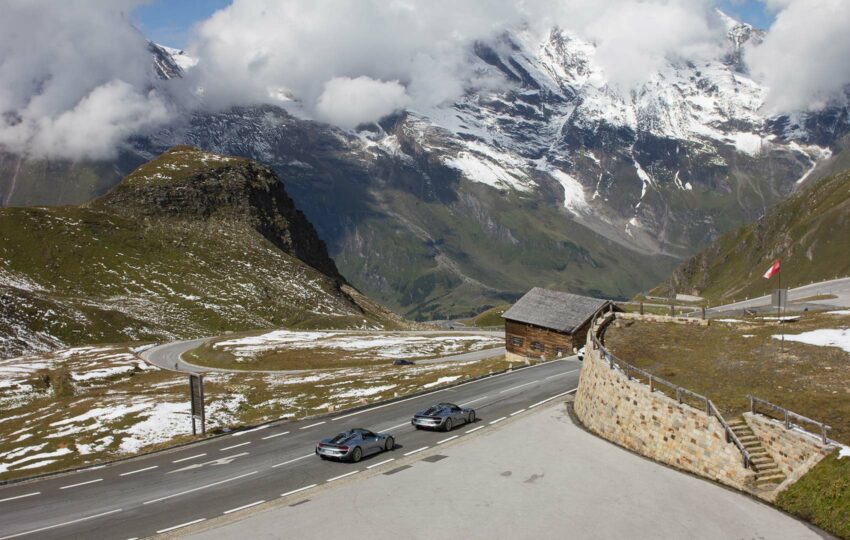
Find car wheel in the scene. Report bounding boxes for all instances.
[385,437,394,451]
[444,418,453,432]
[468,411,476,424]
[351,446,362,463]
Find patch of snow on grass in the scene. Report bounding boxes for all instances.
[118,401,186,454]
[827,310,850,315]
[773,329,850,353]
[716,319,745,323]
[423,376,461,389]
[334,384,397,399]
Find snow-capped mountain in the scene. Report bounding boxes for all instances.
[3,15,848,321]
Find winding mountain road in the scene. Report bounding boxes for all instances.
[140,332,507,374]
[698,277,850,316]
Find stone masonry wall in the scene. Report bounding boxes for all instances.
[744,412,832,477]
[574,333,755,490]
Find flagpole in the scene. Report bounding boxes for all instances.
[778,262,784,353]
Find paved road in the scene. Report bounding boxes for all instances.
[0,358,579,540]
[141,334,506,374]
[185,402,825,540]
[701,277,850,316]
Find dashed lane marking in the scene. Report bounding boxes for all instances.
[223,500,265,514]
[459,396,487,406]
[59,478,102,490]
[232,426,268,437]
[0,492,39,503]
[262,431,290,440]
[156,518,206,534]
[172,453,206,463]
[281,484,317,497]
[143,471,258,505]
[437,435,458,444]
[299,421,326,430]
[272,454,313,468]
[403,446,428,456]
[489,417,506,425]
[327,470,359,482]
[528,388,577,409]
[120,466,158,477]
[0,508,123,540]
[220,441,251,452]
[510,409,526,416]
[366,458,395,469]
[465,426,484,434]
[499,381,537,394]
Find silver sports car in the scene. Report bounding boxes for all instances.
[411,402,476,431]
[315,428,395,462]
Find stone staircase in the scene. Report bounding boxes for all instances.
[728,418,786,488]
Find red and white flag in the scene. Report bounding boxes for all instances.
[763,259,780,279]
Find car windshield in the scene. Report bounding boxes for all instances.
[423,406,444,415]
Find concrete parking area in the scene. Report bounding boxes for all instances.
[185,400,826,540]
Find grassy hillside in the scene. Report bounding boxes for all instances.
[653,168,850,303]
[0,147,403,358]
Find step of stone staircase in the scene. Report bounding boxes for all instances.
[755,473,786,486]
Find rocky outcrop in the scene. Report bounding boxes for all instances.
[96,146,343,282]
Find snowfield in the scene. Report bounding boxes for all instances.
[213,330,503,361]
[774,329,850,354]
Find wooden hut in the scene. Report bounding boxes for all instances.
[502,288,612,359]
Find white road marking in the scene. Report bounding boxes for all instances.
[143,471,258,505]
[327,470,359,482]
[299,421,326,430]
[220,441,251,451]
[489,417,507,425]
[172,453,206,463]
[499,381,537,394]
[0,492,39,503]
[156,518,206,534]
[281,484,317,497]
[223,500,265,514]
[120,465,158,477]
[59,478,102,490]
[404,446,428,456]
[378,421,409,432]
[272,454,313,468]
[459,396,487,406]
[546,369,579,379]
[437,435,458,444]
[510,409,526,416]
[232,426,268,437]
[169,453,249,474]
[465,426,484,434]
[0,508,122,540]
[262,431,290,440]
[366,458,395,469]
[528,388,578,409]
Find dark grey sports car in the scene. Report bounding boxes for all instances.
[411,402,476,431]
[315,428,395,462]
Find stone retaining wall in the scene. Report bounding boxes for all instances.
[744,412,832,477]
[574,336,755,490]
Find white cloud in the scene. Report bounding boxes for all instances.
[316,77,410,129]
[746,0,850,113]
[0,0,171,160]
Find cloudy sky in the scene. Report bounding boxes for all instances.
[1,0,848,160]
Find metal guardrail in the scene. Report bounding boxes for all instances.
[590,310,752,469]
[749,395,832,445]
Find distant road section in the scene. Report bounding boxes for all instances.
[706,277,850,315]
[141,332,507,375]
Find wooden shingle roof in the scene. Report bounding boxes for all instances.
[501,287,609,333]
